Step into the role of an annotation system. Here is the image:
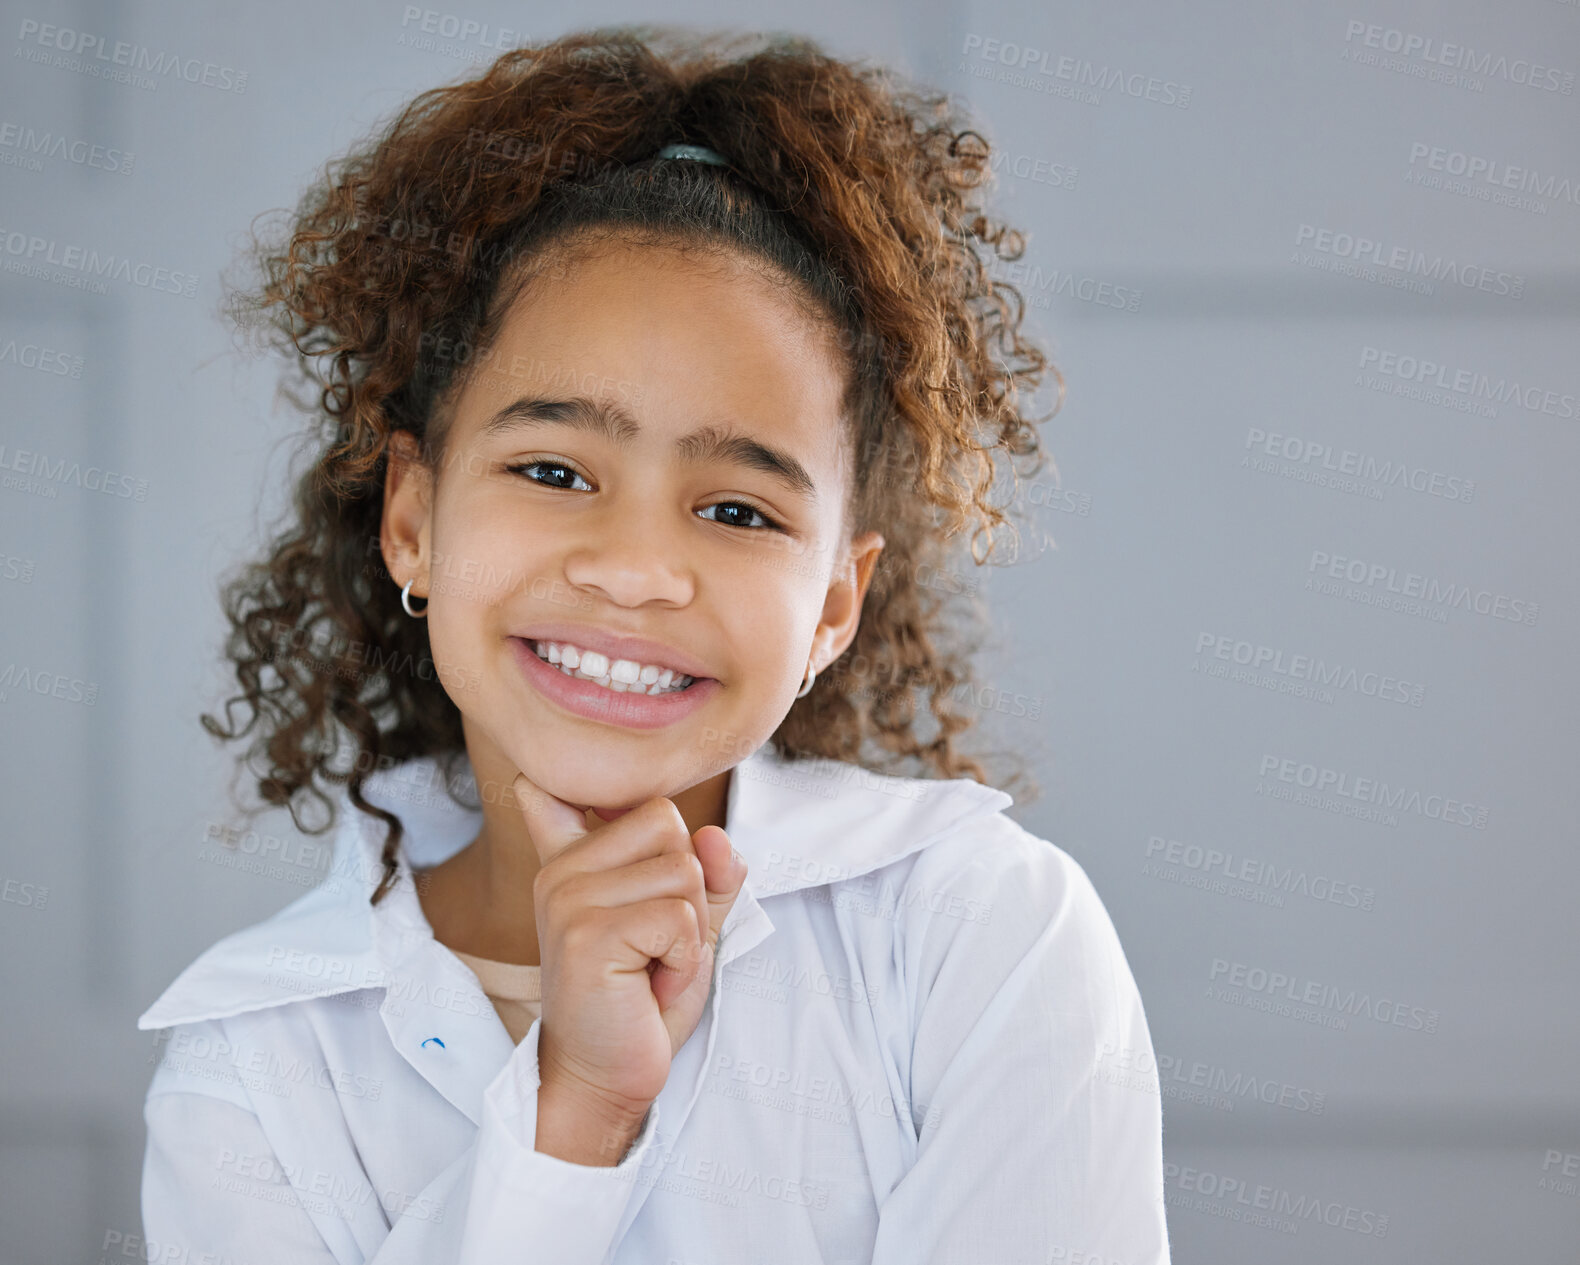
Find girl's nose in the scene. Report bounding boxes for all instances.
[559,509,696,608]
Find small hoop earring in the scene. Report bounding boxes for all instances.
[400,579,429,619]
[795,657,817,699]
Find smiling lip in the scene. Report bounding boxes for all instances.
[513,623,715,682]
[509,636,720,731]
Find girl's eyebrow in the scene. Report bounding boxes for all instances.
[479,394,819,502]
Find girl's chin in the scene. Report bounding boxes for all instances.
[519,768,657,819]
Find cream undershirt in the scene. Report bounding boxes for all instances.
[450,949,542,1045]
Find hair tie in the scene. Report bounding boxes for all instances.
[655,142,729,167]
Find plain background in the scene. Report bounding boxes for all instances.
[1,1,1576,1260]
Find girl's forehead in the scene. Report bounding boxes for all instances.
[511,238,820,324]
[472,260,847,417]
[501,232,840,350]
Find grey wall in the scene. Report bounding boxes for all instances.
[1,1,1575,1260]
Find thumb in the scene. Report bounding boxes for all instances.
[691,824,749,950]
[511,770,592,865]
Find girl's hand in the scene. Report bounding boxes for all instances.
[513,770,749,1129]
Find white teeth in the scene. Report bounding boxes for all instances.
[530,640,695,696]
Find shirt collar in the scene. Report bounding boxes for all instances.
[137,742,1012,1031]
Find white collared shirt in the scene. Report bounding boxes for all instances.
[137,742,1171,1263]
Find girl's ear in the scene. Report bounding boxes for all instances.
[850,531,886,608]
[381,429,435,591]
[813,531,886,665]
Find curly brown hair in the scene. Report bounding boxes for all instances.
[204,24,1062,905]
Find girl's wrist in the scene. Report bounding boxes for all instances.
[535,1072,652,1166]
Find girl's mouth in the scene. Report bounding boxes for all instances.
[509,636,719,731]
[526,638,697,696]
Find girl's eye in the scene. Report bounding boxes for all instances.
[697,501,784,532]
[506,461,785,533]
[506,461,592,492]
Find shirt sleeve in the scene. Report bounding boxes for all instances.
[870,829,1172,1265]
[140,1015,663,1265]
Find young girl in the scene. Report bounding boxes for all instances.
[138,26,1170,1264]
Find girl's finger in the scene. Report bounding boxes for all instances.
[512,771,591,866]
[691,824,749,944]
[561,851,712,946]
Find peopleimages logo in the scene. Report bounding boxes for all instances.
[1359,346,1576,420]
[1195,631,1426,707]
[1096,1040,1328,1114]
[0,444,148,499]
[985,148,1079,190]
[397,6,523,51]
[960,33,1192,108]
[1258,754,1489,829]
[1342,20,1575,94]
[1306,549,1537,626]
[14,19,250,92]
[1145,834,1377,911]
[1155,1052,1326,1114]
[1406,142,1580,212]
[1242,428,1473,504]
[0,338,84,377]
[989,257,1142,313]
[0,223,198,297]
[149,1026,383,1100]
[1165,1162,1390,1237]
[0,121,133,174]
[1209,957,1440,1034]
[1294,223,1525,299]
